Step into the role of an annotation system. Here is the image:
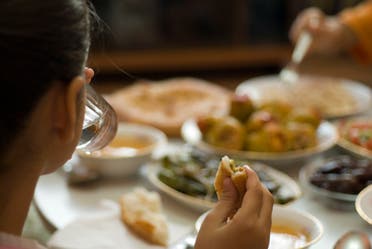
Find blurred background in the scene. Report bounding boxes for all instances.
[87,0,371,92]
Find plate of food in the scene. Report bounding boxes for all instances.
[181,95,338,166]
[142,146,302,212]
[335,116,372,160]
[105,77,231,137]
[299,155,372,204]
[235,74,372,119]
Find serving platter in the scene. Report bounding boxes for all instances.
[235,75,372,119]
[143,160,302,212]
[181,118,338,167]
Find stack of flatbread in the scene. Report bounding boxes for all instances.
[106,77,231,136]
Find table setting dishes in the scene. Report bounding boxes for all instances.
[181,93,338,167]
[335,116,372,160]
[35,165,200,232]
[181,117,337,167]
[105,77,230,137]
[46,198,193,249]
[299,155,372,208]
[235,74,372,119]
[33,75,372,249]
[75,122,167,179]
[193,205,323,249]
[355,185,372,225]
[63,158,102,185]
[142,146,302,212]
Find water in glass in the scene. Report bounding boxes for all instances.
[76,84,118,153]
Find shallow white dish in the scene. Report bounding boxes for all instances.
[34,169,199,236]
[355,184,372,225]
[195,205,324,249]
[181,118,338,167]
[77,122,167,178]
[335,117,372,160]
[299,157,358,203]
[143,161,302,212]
[337,140,372,160]
[235,74,372,119]
[337,138,372,160]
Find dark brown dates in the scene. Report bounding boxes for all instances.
[310,156,372,195]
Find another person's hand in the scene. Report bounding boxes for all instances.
[194,166,273,249]
[290,7,357,55]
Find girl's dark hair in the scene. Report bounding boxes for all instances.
[0,1,92,153]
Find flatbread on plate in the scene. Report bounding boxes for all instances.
[106,77,231,136]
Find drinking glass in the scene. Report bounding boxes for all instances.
[76,84,118,152]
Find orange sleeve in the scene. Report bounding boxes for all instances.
[339,1,372,63]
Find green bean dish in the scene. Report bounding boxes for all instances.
[157,147,297,205]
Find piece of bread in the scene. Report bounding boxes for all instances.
[105,77,231,137]
[214,156,248,202]
[119,188,169,246]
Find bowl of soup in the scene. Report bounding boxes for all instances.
[77,122,167,177]
[195,205,323,249]
[269,205,323,249]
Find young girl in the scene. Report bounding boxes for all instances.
[0,1,273,249]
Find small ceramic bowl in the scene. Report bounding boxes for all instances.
[195,205,323,249]
[77,122,167,177]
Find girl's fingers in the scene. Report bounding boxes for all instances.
[234,166,263,220]
[205,177,238,229]
[258,186,274,232]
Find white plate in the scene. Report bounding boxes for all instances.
[337,138,372,160]
[235,74,372,119]
[34,168,200,240]
[355,185,372,225]
[181,118,338,167]
[335,117,372,160]
[299,156,370,204]
[143,161,302,212]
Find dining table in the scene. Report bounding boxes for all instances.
[31,137,372,249]
[28,69,372,249]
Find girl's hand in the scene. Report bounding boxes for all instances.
[289,7,357,55]
[194,166,273,249]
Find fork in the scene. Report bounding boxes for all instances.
[279,31,313,86]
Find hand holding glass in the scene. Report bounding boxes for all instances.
[76,84,118,152]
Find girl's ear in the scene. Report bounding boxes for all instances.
[52,76,85,143]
